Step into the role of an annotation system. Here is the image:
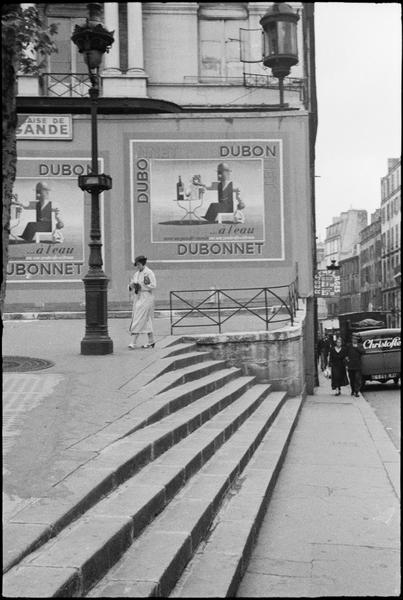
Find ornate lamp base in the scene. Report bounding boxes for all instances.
[81,272,113,355]
[81,336,113,355]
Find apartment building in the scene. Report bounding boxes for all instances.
[339,253,360,314]
[324,209,368,266]
[380,158,401,328]
[359,209,382,313]
[323,209,367,318]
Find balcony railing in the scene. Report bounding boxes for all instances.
[183,73,305,94]
[38,72,306,101]
[40,73,94,97]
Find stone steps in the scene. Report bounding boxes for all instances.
[3,343,302,599]
[170,396,303,598]
[161,342,201,357]
[87,392,289,598]
[140,358,231,396]
[2,365,249,576]
[3,383,273,597]
[152,350,214,377]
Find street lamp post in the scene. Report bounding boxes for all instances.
[260,2,300,107]
[72,3,114,355]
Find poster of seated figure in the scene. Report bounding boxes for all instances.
[8,157,103,282]
[131,139,284,263]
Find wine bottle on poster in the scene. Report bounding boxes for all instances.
[176,175,185,201]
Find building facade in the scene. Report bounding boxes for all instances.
[7,2,318,386]
[322,209,367,319]
[380,158,401,328]
[359,209,382,313]
[9,2,317,304]
[339,253,360,314]
[324,209,368,266]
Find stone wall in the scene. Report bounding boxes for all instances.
[187,306,307,397]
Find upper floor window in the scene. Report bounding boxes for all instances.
[44,4,92,96]
[45,4,88,73]
[198,3,248,82]
[47,16,87,74]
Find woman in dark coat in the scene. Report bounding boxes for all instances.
[328,336,349,395]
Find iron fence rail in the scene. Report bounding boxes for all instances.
[169,280,299,334]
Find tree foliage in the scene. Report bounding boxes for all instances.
[1,4,57,315]
[2,4,58,73]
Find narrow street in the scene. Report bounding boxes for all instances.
[362,382,401,451]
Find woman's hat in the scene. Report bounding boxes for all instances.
[134,255,147,266]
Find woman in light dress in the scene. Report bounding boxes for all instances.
[128,255,156,349]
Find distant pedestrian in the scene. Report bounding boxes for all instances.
[318,335,331,371]
[328,336,348,395]
[128,255,156,349]
[345,337,364,397]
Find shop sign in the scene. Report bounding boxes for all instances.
[314,270,340,296]
[8,157,104,283]
[17,115,72,139]
[130,139,284,262]
[362,336,400,351]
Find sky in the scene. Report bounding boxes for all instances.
[314,2,401,241]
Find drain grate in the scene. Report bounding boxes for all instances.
[3,356,55,372]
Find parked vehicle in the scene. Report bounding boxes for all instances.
[338,311,386,344]
[352,328,401,386]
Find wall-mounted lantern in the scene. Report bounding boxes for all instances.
[260,2,299,106]
[326,260,340,272]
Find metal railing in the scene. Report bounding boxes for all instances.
[40,73,93,97]
[169,279,299,334]
[182,73,304,90]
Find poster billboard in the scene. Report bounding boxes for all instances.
[130,139,284,262]
[8,157,104,283]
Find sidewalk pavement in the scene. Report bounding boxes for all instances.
[2,318,400,596]
[238,370,400,597]
[3,317,174,523]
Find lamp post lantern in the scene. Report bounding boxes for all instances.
[72,3,114,355]
[326,259,340,272]
[260,2,300,107]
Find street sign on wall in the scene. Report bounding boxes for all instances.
[314,270,340,297]
[16,115,72,139]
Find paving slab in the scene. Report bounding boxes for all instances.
[237,385,400,598]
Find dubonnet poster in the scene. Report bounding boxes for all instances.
[8,157,103,282]
[131,139,284,262]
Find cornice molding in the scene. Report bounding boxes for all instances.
[16,96,182,115]
[142,3,198,16]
